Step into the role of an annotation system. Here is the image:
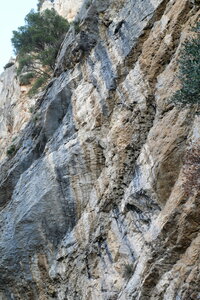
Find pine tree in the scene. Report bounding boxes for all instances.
[11,9,69,94]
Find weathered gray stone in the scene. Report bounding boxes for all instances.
[0,0,200,299]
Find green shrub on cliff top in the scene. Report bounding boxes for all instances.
[172,22,200,106]
[12,8,69,72]
[11,8,69,94]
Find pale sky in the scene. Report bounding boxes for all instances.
[0,0,37,73]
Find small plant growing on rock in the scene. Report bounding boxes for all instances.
[28,75,48,97]
[171,22,200,106]
[32,112,41,123]
[6,144,16,157]
[29,106,35,113]
[19,72,35,85]
[123,263,135,280]
[73,19,81,34]
[4,61,15,70]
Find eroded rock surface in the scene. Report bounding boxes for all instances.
[0,0,200,299]
[0,62,37,161]
[41,0,85,21]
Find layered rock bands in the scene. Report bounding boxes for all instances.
[0,0,200,299]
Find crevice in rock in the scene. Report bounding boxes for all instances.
[113,205,136,261]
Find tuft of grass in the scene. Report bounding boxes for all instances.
[28,75,48,97]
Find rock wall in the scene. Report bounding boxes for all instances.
[0,0,200,299]
[41,0,84,21]
[0,63,36,161]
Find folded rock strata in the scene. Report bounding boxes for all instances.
[0,0,200,299]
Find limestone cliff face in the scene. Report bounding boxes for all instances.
[41,0,84,21]
[0,0,200,299]
[0,63,37,161]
